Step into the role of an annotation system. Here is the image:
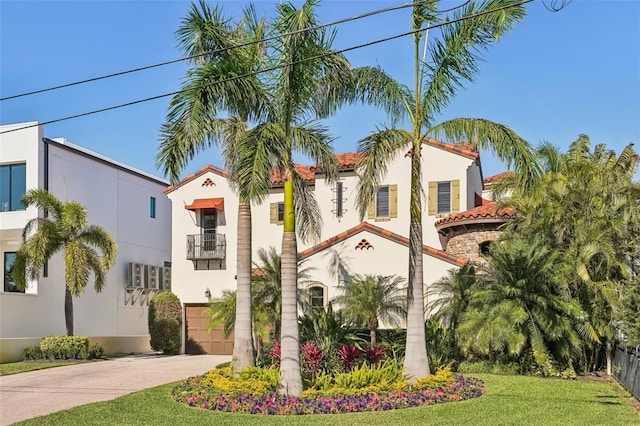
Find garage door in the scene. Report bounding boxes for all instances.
[185,304,234,355]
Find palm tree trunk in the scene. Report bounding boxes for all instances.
[65,287,74,336]
[404,149,430,380]
[368,317,378,347]
[232,203,255,374]
[279,178,303,396]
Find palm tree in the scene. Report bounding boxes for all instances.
[501,135,639,372]
[427,264,476,332]
[233,0,350,396]
[156,1,271,373]
[12,189,117,336]
[205,247,312,346]
[333,274,407,347]
[458,237,586,372]
[353,0,536,380]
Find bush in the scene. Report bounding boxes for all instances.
[413,366,455,391]
[40,336,89,359]
[23,345,43,360]
[88,343,104,359]
[148,291,182,354]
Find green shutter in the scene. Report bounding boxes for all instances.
[428,181,436,215]
[389,184,398,218]
[270,203,277,223]
[451,180,460,213]
[367,198,375,219]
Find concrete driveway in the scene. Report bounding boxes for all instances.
[0,354,230,425]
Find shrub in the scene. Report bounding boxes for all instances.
[413,366,455,391]
[40,336,90,360]
[23,345,43,360]
[332,360,406,390]
[363,345,387,365]
[202,367,278,395]
[337,344,361,372]
[88,343,104,359]
[148,291,182,354]
[300,341,324,376]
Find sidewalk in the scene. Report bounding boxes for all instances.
[0,354,230,425]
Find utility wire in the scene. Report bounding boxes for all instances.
[0,0,534,135]
[1,1,458,102]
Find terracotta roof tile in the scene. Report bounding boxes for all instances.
[484,171,515,184]
[435,201,514,228]
[270,164,315,185]
[423,138,479,160]
[164,165,228,194]
[298,222,467,266]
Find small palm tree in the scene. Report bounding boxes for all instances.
[427,264,476,331]
[12,189,117,336]
[458,237,587,371]
[333,274,407,347]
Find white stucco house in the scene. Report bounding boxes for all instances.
[165,138,512,355]
[0,122,172,362]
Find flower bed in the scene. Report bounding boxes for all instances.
[173,375,484,415]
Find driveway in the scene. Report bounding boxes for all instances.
[0,354,230,425]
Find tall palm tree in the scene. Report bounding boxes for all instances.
[458,237,586,372]
[12,189,117,336]
[353,0,536,380]
[156,1,271,373]
[333,274,407,347]
[235,0,349,396]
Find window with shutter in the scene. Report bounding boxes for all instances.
[270,202,285,224]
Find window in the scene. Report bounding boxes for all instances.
[437,182,451,214]
[428,180,460,215]
[309,286,325,310]
[376,186,389,217]
[367,184,397,219]
[0,163,26,212]
[270,202,285,224]
[334,181,344,218]
[479,241,492,254]
[4,252,23,293]
[149,197,156,218]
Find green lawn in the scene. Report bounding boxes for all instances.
[15,374,639,425]
[0,361,78,376]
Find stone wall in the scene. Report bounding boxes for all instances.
[446,230,503,264]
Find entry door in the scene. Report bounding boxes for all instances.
[201,209,217,251]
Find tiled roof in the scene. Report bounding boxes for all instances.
[298,222,467,266]
[270,164,315,185]
[423,138,479,160]
[484,171,514,184]
[435,201,514,228]
[165,140,476,193]
[164,165,228,194]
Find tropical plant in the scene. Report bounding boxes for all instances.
[458,237,587,373]
[427,264,476,331]
[349,0,536,380]
[332,274,407,348]
[148,291,182,354]
[156,0,272,373]
[12,189,117,336]
[500,135,639,371]
[206,247,312,344]
[299,302,358,356]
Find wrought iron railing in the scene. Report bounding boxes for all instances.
[186,233,226,260]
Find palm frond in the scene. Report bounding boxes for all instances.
[355,128,412,219]
[292,169,323,244]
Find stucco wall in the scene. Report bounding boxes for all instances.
[1,126,171,344]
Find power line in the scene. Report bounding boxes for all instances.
[0,1,448,102]
[0,0,534,135]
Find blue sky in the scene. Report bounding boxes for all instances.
[1,0,639,181]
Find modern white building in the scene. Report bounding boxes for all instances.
[166,139,511,355]
[0,122,172,362]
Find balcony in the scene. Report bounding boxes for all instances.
[186,233,226,260]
